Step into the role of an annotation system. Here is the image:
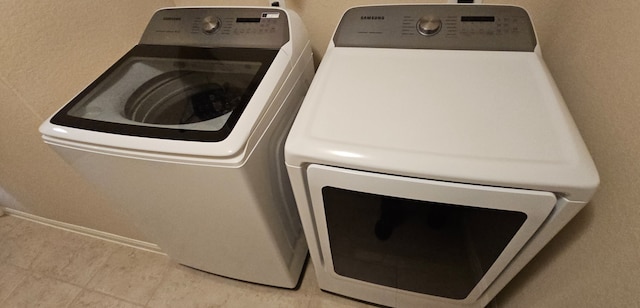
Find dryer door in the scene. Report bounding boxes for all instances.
[50,44,278,141]
[306,164,555,303]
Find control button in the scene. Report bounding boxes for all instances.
[417,17,442,36]
[202,16,221,34]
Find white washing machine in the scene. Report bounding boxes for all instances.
[286,4,599,307]
[39,7,314,288]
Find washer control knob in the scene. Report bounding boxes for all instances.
[417,17,442,36]
[202,16,221,34]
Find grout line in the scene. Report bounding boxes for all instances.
[1,214,329,308]
[142,259,173,308]
[65,281,84,308]
[80,288,145,308]
[82,239,120,291]
[4,216,153,307]
[0,263,28,306]
[5,270,83,307]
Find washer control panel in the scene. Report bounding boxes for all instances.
[333,5,536,51]
[201,16,221,34]
[140,8,289,49]
[417,17,443,36]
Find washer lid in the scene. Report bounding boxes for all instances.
[286,47,599,201]
[50,44,278,142]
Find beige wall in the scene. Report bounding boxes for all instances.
[0,0,173,240]
[489,1,640,307]
[1,0,638,306]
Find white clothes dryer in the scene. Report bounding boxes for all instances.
[40,7,314,288]
[285,4,598,307]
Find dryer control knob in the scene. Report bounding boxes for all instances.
[417,17,442,36]
[202,16,221,34]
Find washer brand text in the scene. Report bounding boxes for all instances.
[360,16,385,20]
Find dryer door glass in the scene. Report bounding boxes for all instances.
[306,164,556,302]
[323,186,526,300]
[50,45,278,141]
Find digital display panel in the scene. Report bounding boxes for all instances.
[461,16,495,22]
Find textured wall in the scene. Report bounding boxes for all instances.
[1,0,638,306]
[0,0,173,239]
[487,1,640,307]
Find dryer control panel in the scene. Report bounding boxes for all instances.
[333,5,536,51]
[140,8,289,49]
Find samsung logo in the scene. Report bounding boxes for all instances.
[360,16,385,20]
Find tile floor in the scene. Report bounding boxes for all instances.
[0,214,374,308]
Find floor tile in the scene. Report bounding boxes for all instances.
[222,283,311,308]
[0,215,22,236]
[147,263,242,308]
[298,261,320,294]
[69,290,143,308]
[0,263,28,303]
[0,216,371,308]
[1,273,82,307]
[301,262,375,308]
[0,218,61,269]
[308,294,375,308]
[86,245,169,305]
[30,229,119,286]
[149,262,314,308]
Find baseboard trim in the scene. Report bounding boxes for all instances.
[2,207,165,255]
